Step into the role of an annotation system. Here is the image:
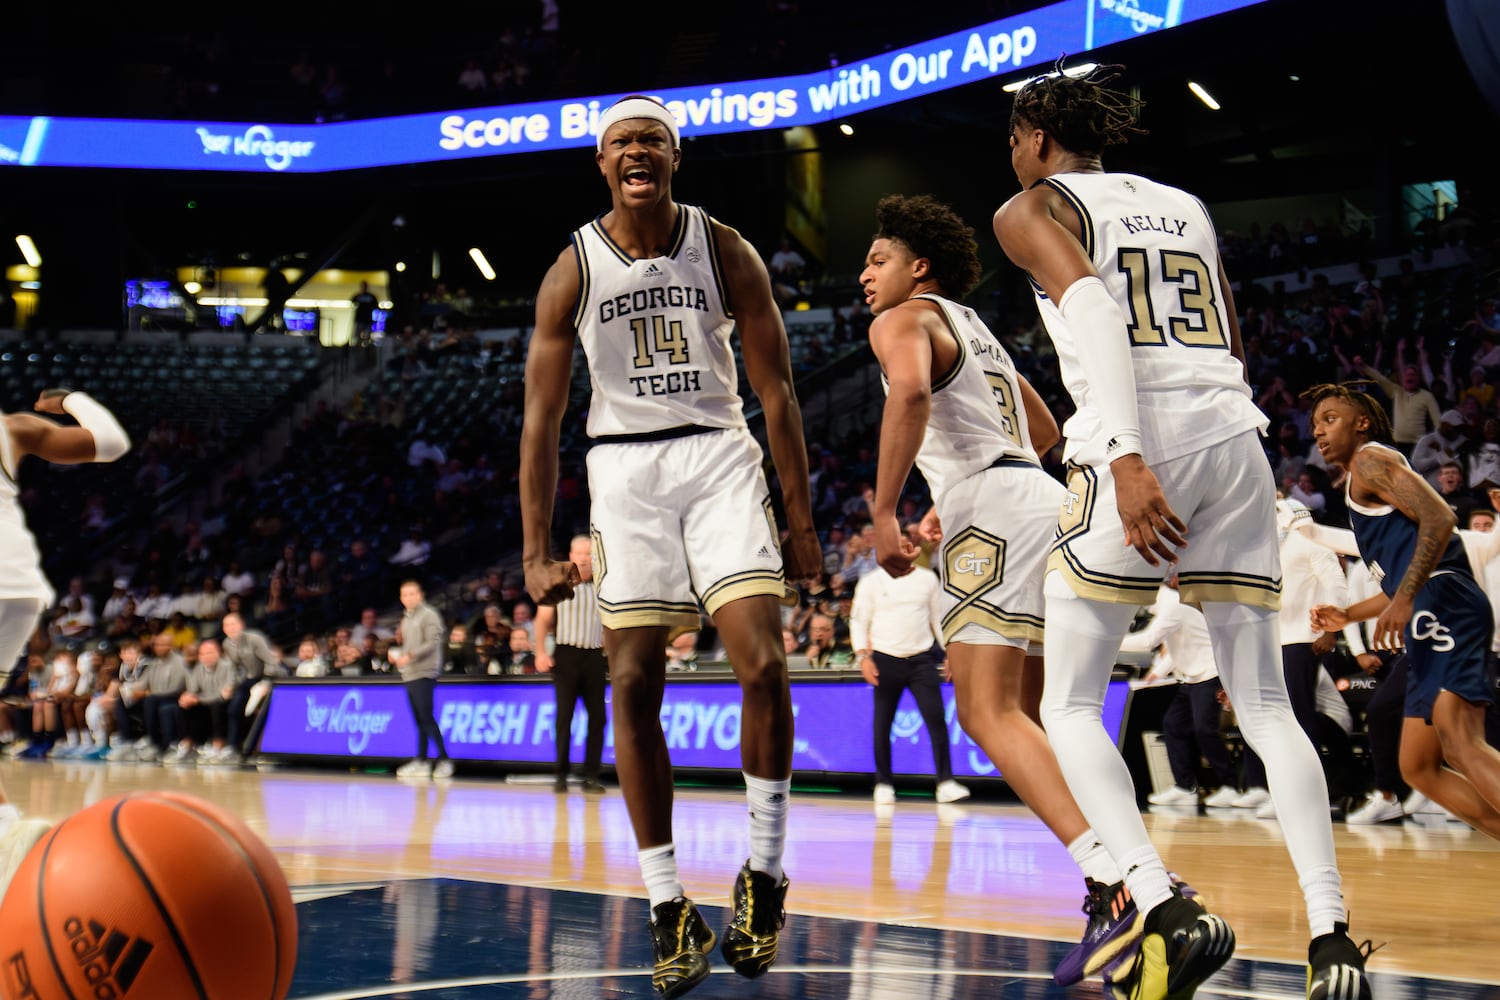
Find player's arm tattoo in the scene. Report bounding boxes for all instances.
[1353,448,1456,600]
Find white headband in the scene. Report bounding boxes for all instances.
[595,98,681,151]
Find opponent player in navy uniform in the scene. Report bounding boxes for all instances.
[1308,383,1500,839]
[520,95,820,999]
[859,192,1173,986]
[993,62,1368,1000]
[0,388,130,893]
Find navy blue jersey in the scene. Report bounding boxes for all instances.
[1346,444,1470,596]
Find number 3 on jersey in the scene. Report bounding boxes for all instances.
[630,313,691,368]
[984,372,1024,447]
[1117,248,1227,348]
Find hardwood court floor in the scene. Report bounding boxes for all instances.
[4,759,1497,998]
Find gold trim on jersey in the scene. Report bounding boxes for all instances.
[600,605,703,631]
[1046,546,1160,605]
[913,294,966,393]
[571,232,591,330]
[941,607,1044,646]
[1040,177,1095,261]
[700,570,785,617]
[1176,571,1281,612]
[590,524,607,590]
[702,208,733,318]
[1053,462,1097,547]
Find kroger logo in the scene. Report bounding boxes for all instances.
[1097,0,1166,33]
[306,691,394,754]
[196,125,315,171]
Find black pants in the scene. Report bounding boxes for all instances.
[406,676,448,761]
[1242,642,1324,788]
[553,645,608,780]
[142,694,185,749]
[184,701,230,744]
[227,679,258,752]
[1160,678,1236,790]
[1362,653,1408,797]
[871,648,951,785]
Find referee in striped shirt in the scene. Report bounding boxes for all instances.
[534,534,608,793]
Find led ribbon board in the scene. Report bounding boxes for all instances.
[0,0,1267,173]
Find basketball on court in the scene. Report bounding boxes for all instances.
[0,790,297,1000]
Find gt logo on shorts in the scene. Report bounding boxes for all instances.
[1410,611,1454,652]
[952,552,992,576]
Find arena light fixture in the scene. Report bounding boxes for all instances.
[1187,81,1221,110]
[838,122,854,136]
[469,247,497,281]
[15,235,41,268]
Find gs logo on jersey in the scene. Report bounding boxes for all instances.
[943,527,1005,601]
[1410,611,1455,652]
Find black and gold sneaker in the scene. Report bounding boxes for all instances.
[649,896,715,998]
[1307,922,1374,1000]
[1111,887,1235,1000]
[720,860,789,978]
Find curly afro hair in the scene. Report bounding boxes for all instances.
[872,194,982,299]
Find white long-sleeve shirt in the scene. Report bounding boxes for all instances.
[1119,585,1218,684]
[1279,530,1348,645]
[848,566,943,658]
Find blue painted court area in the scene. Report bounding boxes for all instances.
[285,879,1495,1000]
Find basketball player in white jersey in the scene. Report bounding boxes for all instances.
[0,388,130,895]
[993,63,1369,1000]
[520,95,820,999]
[860,192,1186,987]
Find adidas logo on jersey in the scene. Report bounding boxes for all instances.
[64,916,154,997]
[756,546,774,559]
[641,262,665,278]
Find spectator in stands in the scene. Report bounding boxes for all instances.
[101,578,133,624]
[294,548,336,620]
[351,281,379,347]
[804,612,853,669]
[293,636,329,678]
[1469,420,1500,490]
[389,526,431,567]
[49,596,95,644]
[1411,409,1472,487]
[1288,469,1330,521]
[841,525,879,584]
[1349,349,1443,456]
[160,611,198,653]
[445,623,482,675]
[350,608,391,647]
[498,627,536,675]
[220,560,256,601]
[511,601,536,643]
[768,236,807,307]
[1436,460,1483,524]
[106,639,148,758]
[665,632,700,672]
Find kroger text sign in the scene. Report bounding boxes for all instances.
[257,679,1129,779]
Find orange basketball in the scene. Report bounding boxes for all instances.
[0,790,297,1000]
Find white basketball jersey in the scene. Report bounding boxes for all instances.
[899,294,1040,503]
[572,205,746,438]
[0,415,55,604]
[1031,172,1267,465]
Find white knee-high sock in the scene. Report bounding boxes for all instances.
[1201,601,1345,936]
[1067,831,1123,884]
[744,773,790,881]
[1042,581,1174,915]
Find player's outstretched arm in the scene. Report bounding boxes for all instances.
[10,389,130,465]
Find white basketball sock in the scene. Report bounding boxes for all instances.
[638,842,684,910]
[744,773,790,882]
[1067,831,1122,884]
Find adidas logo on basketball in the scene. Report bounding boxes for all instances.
[64,917,154,997]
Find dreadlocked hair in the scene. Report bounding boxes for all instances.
[1300,381,1394,445]
[873,194,982,299]
[1009,57,1146,157]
